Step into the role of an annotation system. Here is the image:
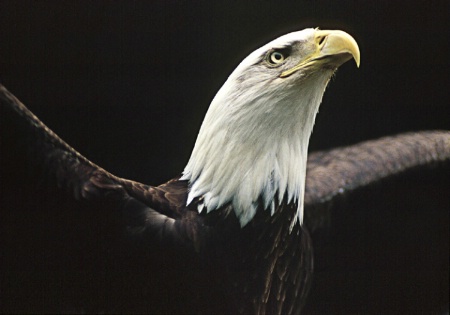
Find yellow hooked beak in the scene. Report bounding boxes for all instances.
[280,29,360,78]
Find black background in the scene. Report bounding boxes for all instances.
[0,1,449,313]
[0,0,448,184]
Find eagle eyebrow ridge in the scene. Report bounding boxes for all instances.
[252,45,293,67]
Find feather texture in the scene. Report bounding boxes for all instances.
[1,81,448,313]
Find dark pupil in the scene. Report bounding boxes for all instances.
[274,53,282,60]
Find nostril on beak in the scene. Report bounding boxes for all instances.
[318,36,326,46]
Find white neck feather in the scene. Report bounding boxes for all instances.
[181,74,330,227]
[181,31,333,227]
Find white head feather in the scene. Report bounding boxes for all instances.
[181,28,359,227]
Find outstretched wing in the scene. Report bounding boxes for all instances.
[0,83,204,245]
[303,132,449,314]
[304,131,450,229]
[305,130,450,205]
[0,84,209,313]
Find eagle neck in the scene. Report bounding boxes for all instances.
[182,72,328,227]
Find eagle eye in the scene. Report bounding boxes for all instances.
[269,51,285,65]
[266,47,291,66]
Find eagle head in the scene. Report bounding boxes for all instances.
[182,28,360,227]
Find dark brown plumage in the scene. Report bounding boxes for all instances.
[1,82,449,314]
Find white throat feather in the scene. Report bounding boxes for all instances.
[181,28,359,228]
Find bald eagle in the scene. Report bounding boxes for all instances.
[0,28,448,314]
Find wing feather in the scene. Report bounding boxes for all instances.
[303,130,450,231]
[0,84,202,248]
[305,131,450,206]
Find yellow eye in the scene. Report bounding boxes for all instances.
[269,51,285,64]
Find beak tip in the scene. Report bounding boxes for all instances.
[355,56,361,68]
